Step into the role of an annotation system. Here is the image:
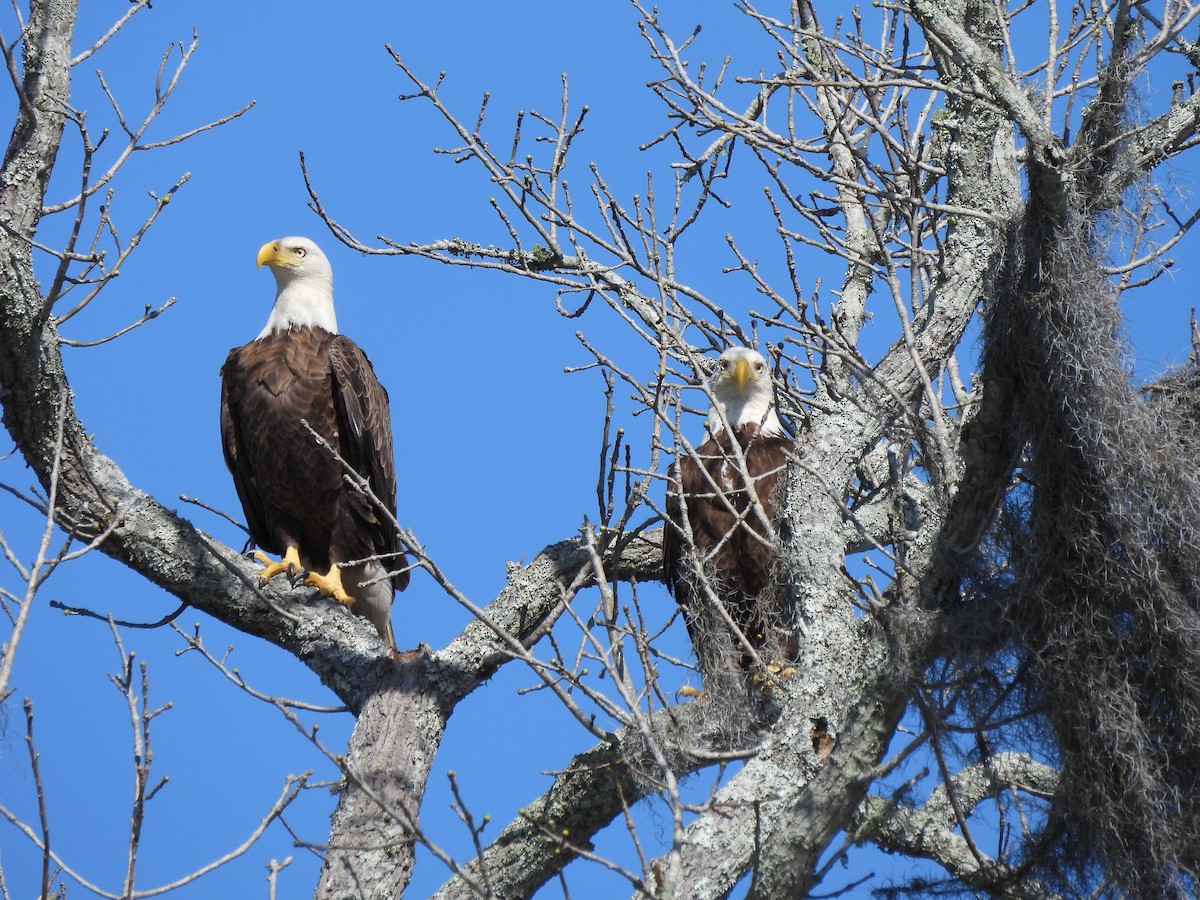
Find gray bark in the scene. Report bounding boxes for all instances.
[652,5,1023,894]
[855,753,1059,897]
[430,701,766,900]
[314,537,662,896]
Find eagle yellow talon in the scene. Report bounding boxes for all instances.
[767,662,797,679]
[752,662,797,698]
[254,546,302,583]
[678,684,707,700]
[304,567,354,606]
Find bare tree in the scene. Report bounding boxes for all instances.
[5,0,1200,897]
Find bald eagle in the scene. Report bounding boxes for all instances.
[664,347,796,681]
[220,237,408,651]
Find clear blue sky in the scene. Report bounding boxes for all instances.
[1,2,1197,898]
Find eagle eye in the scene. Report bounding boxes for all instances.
[294,247,307,258]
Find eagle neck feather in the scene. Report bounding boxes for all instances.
[257,281,338,338]
[706,391,784,438]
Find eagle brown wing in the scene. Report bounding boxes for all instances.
[328,336,408,591]
[219,328,357,568]
[220,327,406,649]
[220,345,272,552]
[665,426,793,669]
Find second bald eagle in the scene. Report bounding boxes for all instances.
[664,347,795,681]
[220,237,408,651]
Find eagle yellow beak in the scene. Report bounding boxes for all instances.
[256,241,282,270]
[732,356,753,391]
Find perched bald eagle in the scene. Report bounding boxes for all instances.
[220,237,408,651]
[664,347,796,682]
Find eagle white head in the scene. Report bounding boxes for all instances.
[704,347,785,437]
[256,236,338,338]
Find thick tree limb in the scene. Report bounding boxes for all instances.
[855,753,1058,897]
[644,2,1025,893]
[316,534,662,896]
[430,700,767,900]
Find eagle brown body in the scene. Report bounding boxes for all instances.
[220,238,406,652]
[664,348,796,681]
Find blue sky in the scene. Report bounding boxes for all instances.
[2,2,1199,898]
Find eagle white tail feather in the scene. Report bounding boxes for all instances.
[346,560,396,653]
